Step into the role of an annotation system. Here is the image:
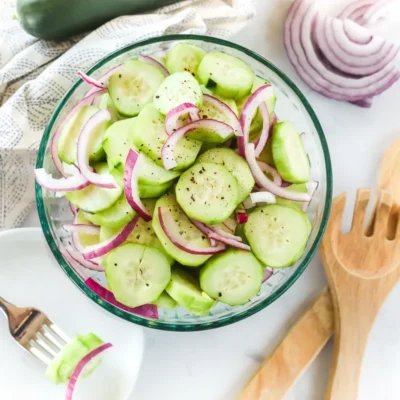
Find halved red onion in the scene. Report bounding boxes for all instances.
[238,85,274,157]
[284,0,400,102]
[338,0,375,20]
[86,64,124,97]
[236,209,248,224]
[82,216,140,260]
[246,143,311,202]
[316,13,398,76]
[65,342,113,400]
[158,207,225,255]
[64,246,104,271]
[361,0,393,27]
[35,168,90,192]
[51,89,107,176]
[262,268,273,283]
[223,217,237,233]
[350,98,373,107]
[254,103,270,157]
[77,71,105,89]
[138,54,170,77]
[86,278,159,318]
[342,18,372,44]
[250,191,277,204]
[203,94,243,137]
[207,230,250,251]
[165,103,200,135]
[302,181,319,211]
[162,120,233,170]
[257,161,283,186]
[77,109,116,189]
[124,149,152,221]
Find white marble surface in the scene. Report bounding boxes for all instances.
[22,0,400,399]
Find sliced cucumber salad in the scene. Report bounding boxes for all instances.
[36,42,317,318]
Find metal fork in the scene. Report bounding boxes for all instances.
[0,296,70,365]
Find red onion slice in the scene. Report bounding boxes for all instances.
[202,94,243,137]
[64,246,104,271]
[207,231,250,251]
[284,0,400,102]
[35,168,90,192]
[242,197,255,210]
[362,0,393,27]
[77,109,116,189]
[77,71,105,89]
[262,268,273,283]
[138,54,170,77]
[51,89,107,176]
[86,278,159,318]
[236,209,248,224]
[124,149,152,221]
[162,120,234,170]
[211,225,243,242]
[82,216,140,260]
[158,207,225,255]
[246,143,311,202]
[189,219,218,247]
[257,161,283,186]
[342,18,372,44]
[69,203,79,216]
[65,342,113,400]
[238,85,274,157]
[250,191,277,205]
[165,103,200,135]
[86,64,124,97]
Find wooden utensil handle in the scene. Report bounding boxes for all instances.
[240,288,334,400]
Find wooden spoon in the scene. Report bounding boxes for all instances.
[240,138,400,400]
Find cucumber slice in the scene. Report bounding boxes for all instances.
[200,86,238,115]
[108,59,165,117]
[102,117,137,170]
[132,103,201,170]
[46,333,104,384]
[75,211,100,246]
[272,121,310,184]
[244,204,311,268]
[99,93,120,122]
[166,266,215,316]
[138,181,173,199]
[275,184,307,210]
[153,71,203,115]
[200,249,263,306]
[106,243,171,307]
[236,77,277,140]
[66,164,122,213]
[175,162,239,224]
[58,105,108,165]
[138,155,181,186]
[84,194,135,228]
[152,193,213,266]
[197,52,254,99]
[151,291,177,309]
[166,43,206,75]
[197,148,255,203]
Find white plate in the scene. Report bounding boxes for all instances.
[0,228,144,400]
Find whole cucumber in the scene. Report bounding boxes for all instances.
[17,0,181,40]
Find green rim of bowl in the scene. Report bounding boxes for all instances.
[36,34,332,331]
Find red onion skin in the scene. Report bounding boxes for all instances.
[77,71,104,89]
[236,210,248,224]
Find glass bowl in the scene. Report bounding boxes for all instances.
[36,34,332,331]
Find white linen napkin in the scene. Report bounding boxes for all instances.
[0,0,255,229]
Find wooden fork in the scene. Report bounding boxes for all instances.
[321,189,400,399]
